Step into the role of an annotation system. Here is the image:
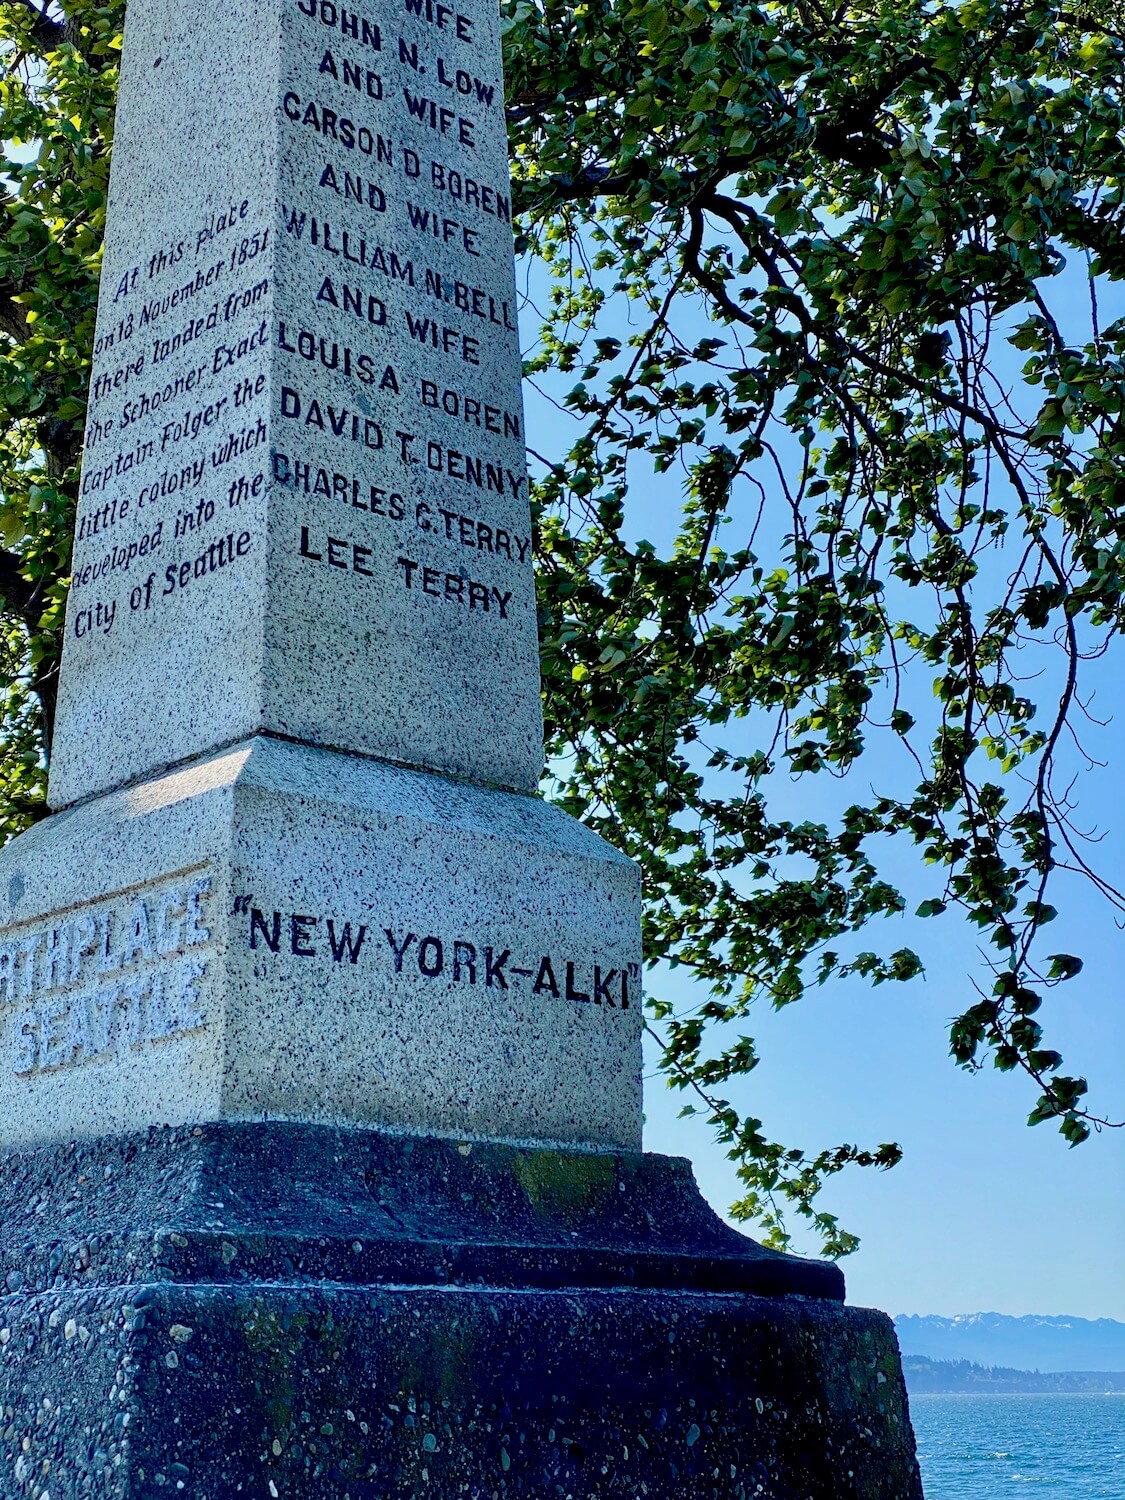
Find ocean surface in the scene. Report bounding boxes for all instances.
[910,1393,1125,1498]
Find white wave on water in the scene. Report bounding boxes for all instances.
[910,1393,1125,1499]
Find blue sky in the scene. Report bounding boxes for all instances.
[642,886,1125,1320]
[639,621,1125,1321]
[520,241,1125,1324]
[639,582,1125,1321]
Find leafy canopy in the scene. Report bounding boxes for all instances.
[1,0,1122,1254]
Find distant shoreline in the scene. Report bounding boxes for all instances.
[904,1355,1125,1396]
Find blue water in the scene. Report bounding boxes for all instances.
[910,1394,1125,1499]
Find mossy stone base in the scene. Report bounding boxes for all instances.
[0,1124,922,1498]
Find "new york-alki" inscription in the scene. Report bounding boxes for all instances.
[240,899,640,1010]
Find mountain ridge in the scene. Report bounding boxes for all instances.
[895,1312,1125,1373]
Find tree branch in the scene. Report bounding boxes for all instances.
[8,0,66,50]
[0,548,42,622]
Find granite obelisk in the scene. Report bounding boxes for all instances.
[0,1,922,1494]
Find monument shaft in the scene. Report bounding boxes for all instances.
[50,0,542,810]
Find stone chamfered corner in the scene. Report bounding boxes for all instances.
[0,737,642,1150]
[0,1124,924,1499]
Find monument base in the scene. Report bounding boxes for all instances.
[0,1124,922,1498]
[0,735,642,1150]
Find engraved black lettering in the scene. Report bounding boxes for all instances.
[484,946,509,989]
[403,311,480,363]
[452,940,477,983]
[402,90,475,149]
[405,203,480,256]
[319,48,383,99]
[436,55,494,106]
[250,909,281,952]
[282,94,392,159]
[565,962,590,1003]
[280,387,385,448]
[384,928,416,972]
[298,1,382,50]
[419,379,520,439]
[318,161,387,211]
[593,966,619,1007]
[290,914,319,956]
[403,0,474,42]
[327,920,368,963]
[532,957,559,998]
[417,935,444,977]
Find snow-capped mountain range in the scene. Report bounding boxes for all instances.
[894,1313,1125,1373]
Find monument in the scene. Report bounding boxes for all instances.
[0,0,923,1494]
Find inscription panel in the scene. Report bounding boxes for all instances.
[243,899,641,1010]
[0,873,215,1079]
[221,741,643,1144]
[268,0,542,786]
[0,718,642,1149]
[50,0,542,807]
[49,0,281,808]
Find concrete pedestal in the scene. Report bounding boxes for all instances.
[0,1124,923,1498]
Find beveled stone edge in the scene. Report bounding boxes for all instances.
[0,1121,846,1303]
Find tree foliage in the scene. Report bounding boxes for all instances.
[2,0,1123,1254]
[0,0,113,838]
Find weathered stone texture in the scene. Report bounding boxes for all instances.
[0,0,926,1490]
[0,1125,924,1499]
[0,1282,921,1499]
